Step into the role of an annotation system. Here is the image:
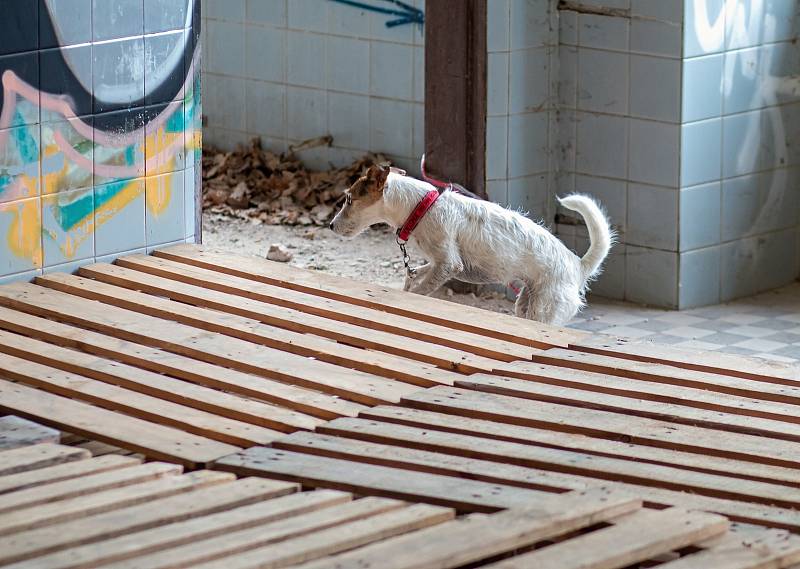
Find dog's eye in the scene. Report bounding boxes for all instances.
[345,194,352,205]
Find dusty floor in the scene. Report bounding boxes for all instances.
[202,213,800,363]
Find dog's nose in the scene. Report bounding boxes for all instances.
[329,221,334,230]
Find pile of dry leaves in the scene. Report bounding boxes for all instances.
[202,136,388,226]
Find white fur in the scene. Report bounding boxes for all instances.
[331,172,614,325]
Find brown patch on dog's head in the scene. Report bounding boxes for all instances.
[346,164,389,205]
[330,164,391,237]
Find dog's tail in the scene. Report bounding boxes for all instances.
[558,194,615,283]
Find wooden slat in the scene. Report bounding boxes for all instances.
[0,461,178,515]
[0,305,363,420]
[26,490,354,569]
[534,348,800,403]
[459,374,800,442]
[574,335,800,385]
[80,260,504,374]
[314,419,800,509]
[0,351,281,447]
[105,497,412,569]
[153,244,586,348]
[0,329,320,433]
[0,282,416,406]
[402,387,800,469]
[112,254,530,364]
[273,430,800,529]
[485,508,729,569]
[213,447,557,513]
[0,443,89,476]
[361,405,800,487]
[0,415,59,449]
[0,454,140,496]
[0,476,295,566]
[292,488,641,569]
[190,503,456,569]
[0,469,225,536]
[67,266,475,384]
[0,379,240,466]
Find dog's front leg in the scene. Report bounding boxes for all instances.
[404,262,431,291]
[407,262,459,296]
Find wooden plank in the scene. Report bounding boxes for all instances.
[26,490,354,569]
[153,244,586,348]
[0,476,295,566]
[0,329,320,433]
[105,497,412,569]
[0,351,281,447]
[402,387,800,469]
[534,348,800,403]
[0,305,363,420]
[273,430,800,529]
[361,405,800,488]
[214,446,557,513]
[574,335,800,385]
[91,257,517,370]
[190,503,455,569]
[0,282,416,406]
[0,461,178,514]
[0,415,59,449]
[659,527,800,569]
[75,263,471,381]
[292,488,640,569]
[0,443,89,476]
[314,419,800,509]
[459,374,800,442]
[0,455,140,496]
[0,379,240,467]
[485,507,729,569]
[0,469,225,536]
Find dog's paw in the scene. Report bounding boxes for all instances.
[403,277,413,291]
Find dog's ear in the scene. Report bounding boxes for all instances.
[366,164,389,190]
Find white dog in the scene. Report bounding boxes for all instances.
[330,165,613,325]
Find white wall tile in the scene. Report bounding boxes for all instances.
[682,54,723,122]
[559,9,578,46]
[679,247,721,308]
[487,180,509,204]
[508,112,549,177]
[630,18,681,58]
[488,53,509,116]
[246,0,286,27]
[510,47,550,114]
[206,19,245,75]
[588,242,626,299]
[558,45,578,108]
[288,0,327,32]
[574,175,627,232]
[287,86,326,141]
[577,48,629,114]
[680,181,720,251]
[508,174,549,216]
[487,0,510,52]
[578,14,628,51]
[413,102,424,162]
[370,98,413,157]
[370,42,414,100]
[486,116,509,180]
[684,0,725,57]
[326,36,370,94]
[510,0,551,50]
[680,118,721,187]
[287,30,325,88]
[629,119,679,187]
[556,110,577,173]
[207,0,245,21]
[575,112,628,179]
[721,110,761,178]
[245,80,285,139]
[413,46,425,102]
[327,92,369,149]
[245,24,285,82]
[627,183,678,250]
[630,55,680,122]
[626,246,678,307]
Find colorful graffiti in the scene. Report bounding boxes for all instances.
[328,0,424,28]
[0,0,200,280]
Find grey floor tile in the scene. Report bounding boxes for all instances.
[699,332,753,346]
[744,318,799,331]
[641,334,685,345]
[757,331,800,344]
[717,345,759,356]
[770,345,800,360]
[567,319,611,332]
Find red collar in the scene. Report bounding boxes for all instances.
[396,190,441,242]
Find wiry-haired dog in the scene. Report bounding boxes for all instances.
[330,165,614,326]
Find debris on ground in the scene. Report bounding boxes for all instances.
[266,243,293,262]
[202,136,388,226]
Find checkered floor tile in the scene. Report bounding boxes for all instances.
[568,282,800,363]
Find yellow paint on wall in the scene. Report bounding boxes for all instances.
[95,178,144,229]
[145,173,174,218]
[7,196,43,268]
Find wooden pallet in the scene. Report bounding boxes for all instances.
[3,444,799,569]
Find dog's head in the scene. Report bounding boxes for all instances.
[329,164,390,238]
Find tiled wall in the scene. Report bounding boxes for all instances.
[201,0,424,173]
[0,0,201,284]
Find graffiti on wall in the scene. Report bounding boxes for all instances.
[0,0,201,278]
[328,0,424,27]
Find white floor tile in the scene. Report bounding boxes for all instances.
[731,338,787,352]
[673,340,724,351]
[662,326,716,339]
[650,313,707,327]
[597,326,656,339]
[726,325,778,338]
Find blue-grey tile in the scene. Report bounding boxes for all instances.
[558,45,577,109]
[682,54,723,122]
[370,42,413,100]
[556,110,577,172]
[41,0,90,47]
[94,178,145,256]
[144,102,185,176]
[721,173,760,241]
[587,241,626,299]
[40,46,92,117]
[206,0,244,21]
[2,0,38,55]
[144,0,187,32]
[578,13,628,51]
[627,183,678,250]
[327,92,369,150]
[720,236,760,301]
[207,74,245,131]
[684,0,725,57]
[681,118,721,187]
[577,48,628,114]
[487,180,508,205]
[723,46,762,114]
[414,46,424,102]
[726,0,799,50]
[575,112,628,179]
[413,102,424,160]
[783,102,800,168]
[630,55,680,122]
[287,30,325,89]
[245,80,285,138]
[631,0,681,23]
[508,174,548,216]
[626,245,679,307]
[510,0,550,50]
[630,18,682,57]
[756,228,798,293]
[722,110,761,178]
[722,168,800,240]
[510,47,550,114]
[487,0,510,52]
[184,166,197,239]
[486,116,508,180]
[559,8,577,45]
[245,24,285,82]
[247,0,286,27]
[367,4,415,44]
[764,41,800,108]
[92,0,144,40]
[488,53,509,116]
[760,106,791,171]
[680,181,720,251]
[370,98,413,158]
[508,112,549,177]
[574,175,627,232]
[146,170,184,246]
[92,38,145,112]
[679,247,721,308]
[286,86,325,141]
[144,31,185,105]
[206,19,244,76]
[0,269,42,285]
[42,259,92,275]
[629,119,680,187]
[287,0,326,32]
